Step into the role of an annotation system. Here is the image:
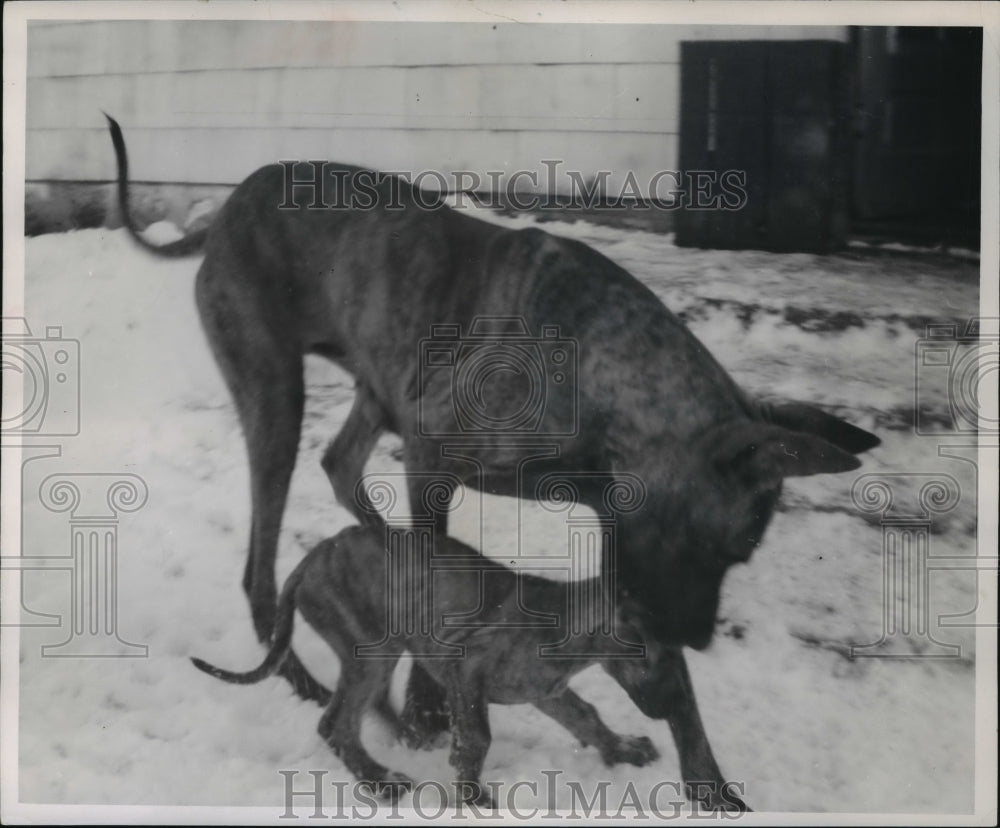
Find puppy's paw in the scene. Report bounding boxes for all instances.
[600,734,660,767]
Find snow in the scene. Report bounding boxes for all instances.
[13,211,981,817]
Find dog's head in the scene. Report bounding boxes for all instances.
[616,409,878,649]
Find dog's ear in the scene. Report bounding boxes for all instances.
[710,421,861,484]
[758,400,880,454]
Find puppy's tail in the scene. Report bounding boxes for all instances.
[104,113,209,258]
[191,553,311,686]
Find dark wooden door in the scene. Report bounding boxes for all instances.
[676,40,850,252]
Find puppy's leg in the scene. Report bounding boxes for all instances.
[443,669,494,809]
[533,689,659,767]
[320,661,413,802]
[303,583,404,741]
[322,385,386,527]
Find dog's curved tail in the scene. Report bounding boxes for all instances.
[191,552,311,685]
[104,113,209,258]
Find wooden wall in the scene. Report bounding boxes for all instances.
[26,21,847,197]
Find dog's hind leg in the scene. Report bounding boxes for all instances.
[195,256,330,705]
[533,689,659,767]
[372,686,402,735]
[321,384,386,527]
[399,663,451,750]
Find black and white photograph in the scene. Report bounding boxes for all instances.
[2,1,997,822]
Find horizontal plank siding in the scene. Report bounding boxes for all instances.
[27,21,847,76]
[28,65,680,133]
[28,126,678,194]
[25,20,846,197]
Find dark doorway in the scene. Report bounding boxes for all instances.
[851,26,982,249]
[675,28,983,252]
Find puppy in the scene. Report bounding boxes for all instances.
[193,524,660,807]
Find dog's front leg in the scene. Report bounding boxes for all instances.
[322,384,386,526]
[397,442,455,748]
[605,648,749,813]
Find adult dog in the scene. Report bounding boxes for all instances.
[193,524,751,811]
[106,115,878,766]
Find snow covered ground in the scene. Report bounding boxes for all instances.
[11,208,984,817]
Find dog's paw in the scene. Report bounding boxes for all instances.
[400,726,450,751]
[457,782,496,811]
[686,781,751,814]
[399,710,451,751]
[600,735,660,767]
[360,772,414,803]
[470,792,496,810]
